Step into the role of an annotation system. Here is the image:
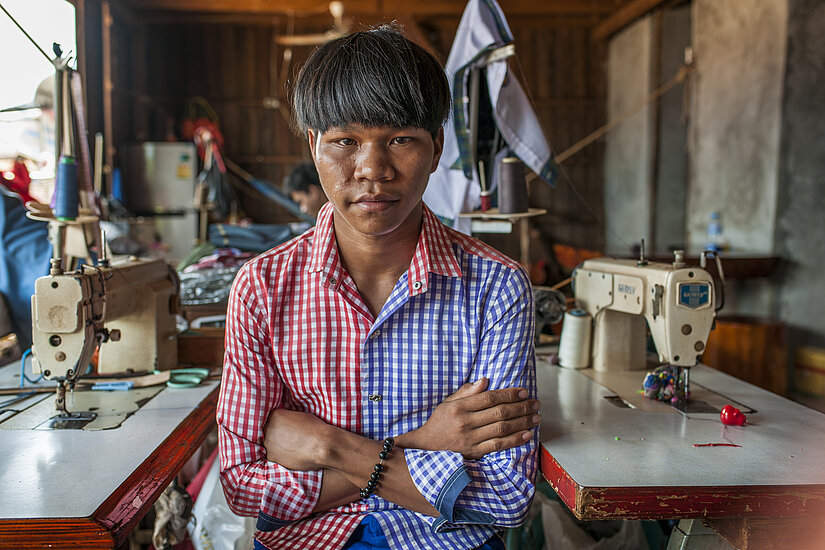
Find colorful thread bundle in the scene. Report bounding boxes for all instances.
[642,365,689,404]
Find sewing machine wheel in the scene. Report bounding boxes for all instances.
[535,287,567,325]
[534,287,567,344]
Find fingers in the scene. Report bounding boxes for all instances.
[460,386,533,412]
[466,427,538,459]
[458,397,540,434]
[462,412,540,459]
[470,412,541,447]
[460,389,539,421]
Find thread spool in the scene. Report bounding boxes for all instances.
[479,160,491,212]
[558,309,592,369]
[480,190,492,212]
[55,155,79,221]
[497,156,528,214]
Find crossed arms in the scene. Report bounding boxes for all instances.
[263,378,541,517]
[217,262,539,531]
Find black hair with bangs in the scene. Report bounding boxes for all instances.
[291,25,450,138]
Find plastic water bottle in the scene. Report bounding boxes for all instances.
[706,211,724,252]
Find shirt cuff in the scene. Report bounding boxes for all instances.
[257,509,295,531]
[404,449,496,532]
[256,467,323,531]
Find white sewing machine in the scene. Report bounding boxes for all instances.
[30,254,179,414]
[28,208,179,416]
[565,251,716,397]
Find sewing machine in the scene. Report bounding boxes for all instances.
[563,250,717,400]
[28,213,179,417]
[540,252,825,548]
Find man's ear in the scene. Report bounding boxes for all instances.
[307,129,316,158]
[430,127,444,173]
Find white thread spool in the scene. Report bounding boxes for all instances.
[558,309,592,369]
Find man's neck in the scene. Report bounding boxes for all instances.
[331,207,423,317]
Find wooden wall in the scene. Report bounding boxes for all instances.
[507,16,607,261]
[99,3,607,266]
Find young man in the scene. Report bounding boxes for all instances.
[218,27,540,550]
[283,161,327,219]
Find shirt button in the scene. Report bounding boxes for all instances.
[412,281,422,290]
[370,330,382,340]
[368,394,383,402]
[328,276,336,285]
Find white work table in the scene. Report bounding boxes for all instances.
[537,359,825,547]
[0,362,219,549]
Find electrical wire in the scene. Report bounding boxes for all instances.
[0,2,53,64]
[511,46,694,253]
[19,348,43,387]
[508,50,635,252]
[0,391,35,412]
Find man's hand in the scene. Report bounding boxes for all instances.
[263,408,334,470]
[397,378,540,459]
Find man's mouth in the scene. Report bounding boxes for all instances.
[352,194,398,211]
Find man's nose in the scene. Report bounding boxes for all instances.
[354,143,394,182]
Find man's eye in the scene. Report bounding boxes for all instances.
[392,137,412,145]
[335,138,355,146]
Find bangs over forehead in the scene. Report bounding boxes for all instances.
[292,27,450,137]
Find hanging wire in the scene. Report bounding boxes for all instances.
[509,50,633,252]
[0,2,54,64]
[544,64,694,167]
[510,40,695,252]
[267,13,294,123]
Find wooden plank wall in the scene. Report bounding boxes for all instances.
[107,7,606,265]
[511,17,607,254]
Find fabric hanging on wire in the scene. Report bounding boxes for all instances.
[423,0,558,233]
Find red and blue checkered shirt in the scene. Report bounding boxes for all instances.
[218,202,537,550]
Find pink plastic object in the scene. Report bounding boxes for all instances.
[720,404,747,426]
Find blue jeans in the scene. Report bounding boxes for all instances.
[253,515,505,550]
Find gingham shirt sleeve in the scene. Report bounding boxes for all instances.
[217,263,323,530]
[404,266,538,532]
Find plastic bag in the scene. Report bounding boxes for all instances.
[188,457,255,550]
[537,492,648,550]
[179,266,241,306]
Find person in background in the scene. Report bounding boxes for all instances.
[218,26,539,550]
[282,160,327,219]
[0,185,50,349]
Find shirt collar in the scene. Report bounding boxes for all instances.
[307,202,343,290]
[307,202,463,296]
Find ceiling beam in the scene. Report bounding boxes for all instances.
[115,0,622,18]
[591,0,671,41]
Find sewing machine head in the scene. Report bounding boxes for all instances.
[29,223,179,415]
[569,251,716,374]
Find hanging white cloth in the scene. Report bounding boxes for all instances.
[423,0,557,233]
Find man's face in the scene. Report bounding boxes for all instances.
[290,186,326,218]
[308,124,443,239]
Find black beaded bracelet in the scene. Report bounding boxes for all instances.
[360,437,394,499]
